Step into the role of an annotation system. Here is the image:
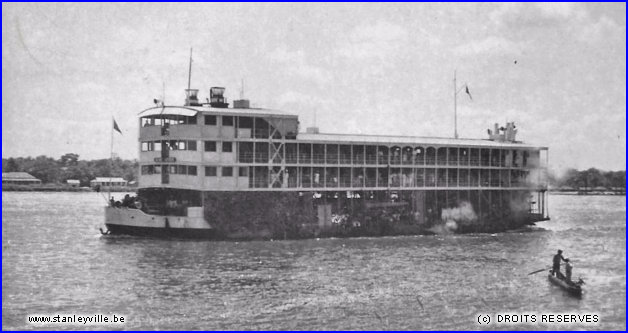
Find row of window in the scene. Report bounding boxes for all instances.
[141,114,296,140]
[141,140,198,152]
[142,115,198,126]
[204,166,248,177]
[142,165,198,175]
[205,141,231,152]
[140,165,536,182]
[204,115,234,126]
[141,140,231,152]
[141,141,536,165]
[142,115,236,127]
[141,164,247,177]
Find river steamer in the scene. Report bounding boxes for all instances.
[105,85,549,239]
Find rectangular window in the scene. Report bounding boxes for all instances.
[141,142,150,152]
[170,165,178,174]
[205,115,217,125]
[222,141,232,153]
[141,165,149,174]
[177,141,187,150]
[187,115,197,125]
[238,167,248,177]
[154,165,162,174]
[168,140,177,150]
[154,141,162,151]
[205,141,216,152]
[177,165,187,174]
[222,167,233,177]
[188,140,197,151]
[239,116,253,128]
[188,165,197,176]
[205,166,217,177]
[222,116,234,126]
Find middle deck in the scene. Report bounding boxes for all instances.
[138,106,548,192]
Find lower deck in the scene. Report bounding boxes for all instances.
[122,187,548,238]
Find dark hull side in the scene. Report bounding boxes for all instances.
[106,223,217,239]
[200,189,547,240]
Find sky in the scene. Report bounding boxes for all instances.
[2,3,626,173]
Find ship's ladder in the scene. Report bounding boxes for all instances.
[268,123,286,188]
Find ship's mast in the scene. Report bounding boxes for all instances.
[162,81,166,105]
[108,117,115,204]
[187,48,193,92]
[240,78,245,100]
[454,70,458,139]
[453,70,470,139]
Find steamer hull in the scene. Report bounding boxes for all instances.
[104,84,550,240]
[105,187,548,240]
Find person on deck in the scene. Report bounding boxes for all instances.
[565,258,573,281]
[552,250,566,279]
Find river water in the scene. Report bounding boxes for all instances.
[2,192,625,330]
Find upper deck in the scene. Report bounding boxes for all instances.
[137,88,548,192]
[138,106,544,149]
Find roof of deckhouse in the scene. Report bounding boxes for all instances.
[297,132,547,150]
[139,106,297,118]
[139,106,545,149]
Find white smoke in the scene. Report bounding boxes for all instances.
[444,220,458,231]
[429,201,478,234]
[509,195,531,216]
[441,201,478,226]
[524,168,546,188]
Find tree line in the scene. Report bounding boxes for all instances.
[549,168,625,190]
[2,153,138,187]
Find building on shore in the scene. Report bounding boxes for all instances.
[90,177,127,188]
[2,172,42,185]
[66,179,80,187]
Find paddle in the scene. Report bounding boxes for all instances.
[528,266,551,275]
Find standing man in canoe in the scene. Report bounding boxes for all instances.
[552,250,566,279]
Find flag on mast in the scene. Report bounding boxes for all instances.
[113,118,122,134]
[464,85,473,101]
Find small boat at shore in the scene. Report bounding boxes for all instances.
[548,273,583,296]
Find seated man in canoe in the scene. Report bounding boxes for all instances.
[563,258,585,287]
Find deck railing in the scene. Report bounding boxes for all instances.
[234,152,541,177]
[238,175,537,189]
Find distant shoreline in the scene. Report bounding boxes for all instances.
[2,184,136,192]
[549,190,625,196]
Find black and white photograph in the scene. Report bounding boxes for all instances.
[2,2,625,330]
